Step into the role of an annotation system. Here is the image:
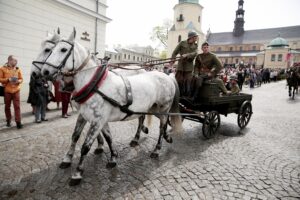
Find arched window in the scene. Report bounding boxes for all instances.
[271,54,276,61]
[217,47,222,52]
[198,16,201,22]
[178,35,182,43]
[278,54,282,61]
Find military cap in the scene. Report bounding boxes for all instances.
[201,41,210,47]
[188,31,198,39]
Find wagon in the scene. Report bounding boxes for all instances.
[179,82,253,139]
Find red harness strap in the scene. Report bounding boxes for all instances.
[72,66,108,104]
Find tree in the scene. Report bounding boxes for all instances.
[150,19,172,49]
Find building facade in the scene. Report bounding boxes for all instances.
[0,0,111,83]
[206,0,300,69]
[166,0,300,69]
[167,0,205,57]
[105,46,158,64]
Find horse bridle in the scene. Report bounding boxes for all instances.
[32,40,57,71]
[43,40,75,71]
[42,40,91,76]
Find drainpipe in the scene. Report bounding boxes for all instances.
[94,0,98,54]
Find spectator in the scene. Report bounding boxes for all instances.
[32,75,49,123]
[0,55,23,128]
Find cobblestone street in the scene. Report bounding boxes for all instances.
[0,80,299,200]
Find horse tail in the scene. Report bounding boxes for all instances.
[169,75,183,134]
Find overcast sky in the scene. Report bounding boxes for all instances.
[105,0,300,48]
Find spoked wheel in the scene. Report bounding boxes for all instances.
[202,111,220,139]
[237,101,252,129]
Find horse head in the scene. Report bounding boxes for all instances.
[41,28,91,78]
[31,29,60,78]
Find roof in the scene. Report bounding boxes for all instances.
[268,37,289,47]
[179,0,199,4]
[207,25,300,45]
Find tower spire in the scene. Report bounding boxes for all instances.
[233,0,245,36]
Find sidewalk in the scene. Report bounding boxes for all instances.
[0,97,77,132]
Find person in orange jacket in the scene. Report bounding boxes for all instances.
[0,55,23,128]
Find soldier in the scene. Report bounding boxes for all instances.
[170,31,198,96]
[192,42,230,100]
[229,75,240,95]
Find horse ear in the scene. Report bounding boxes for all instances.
[57,27,60,35]
[68,27,76,42]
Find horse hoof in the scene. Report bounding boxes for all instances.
[142,127,149,134]
[94,148,103,154]
[59,162,71,169]
[69,178,81,186]
[130,140,139,147]
[106,161,117,169]
[167,137,173,143]
[150,152,159,158]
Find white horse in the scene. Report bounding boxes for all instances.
[32,31,150,167]
[41,29,182,185]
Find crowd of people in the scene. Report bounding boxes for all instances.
[0,55,72,129]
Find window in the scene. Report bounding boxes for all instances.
[133,56,135,61]
[118,55,121,60]
[230,47,233,51]
[217,47,222,51]
[278,54,282,61]
[235,59,239,63]
[114,55,117,60]
[124,54,126,59]
[198,16,200,22]
[252,46,256,51]
[137,57,139,61]
[239,46,243,51]
[271,54,276,61]
[128,54,130,60]
[225,58,228,63]
[178,35,182,43]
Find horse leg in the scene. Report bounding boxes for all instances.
[94,133,104,154]
[289,85,292,97]
[60,114,87,169]
[69,121,103,186]
[101,123,118,168]
[150,116,168,158]
[130,115,148,147]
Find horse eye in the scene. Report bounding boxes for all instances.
[44,48,51,53]
[61,48,68,53]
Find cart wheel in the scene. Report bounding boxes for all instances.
[202,111,220,139]
[237,101,252,129]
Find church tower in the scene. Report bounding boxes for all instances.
[233,0,245,36]
[167,0,205,57]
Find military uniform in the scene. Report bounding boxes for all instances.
[193,52,228,96]
[172,40,198,96]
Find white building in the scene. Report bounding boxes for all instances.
[0,0,111,85]
[167,0,205,57]
[105,46,158,64]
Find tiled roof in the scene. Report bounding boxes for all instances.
[207,25,300,45]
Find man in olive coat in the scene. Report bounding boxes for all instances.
[192,42,230,100]
[170,31,198,96]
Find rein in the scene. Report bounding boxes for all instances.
[108,56,182,70]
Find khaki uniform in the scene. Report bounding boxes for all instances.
[231,84,240,94]
[171,40,198,96]
[193,52,228,94]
